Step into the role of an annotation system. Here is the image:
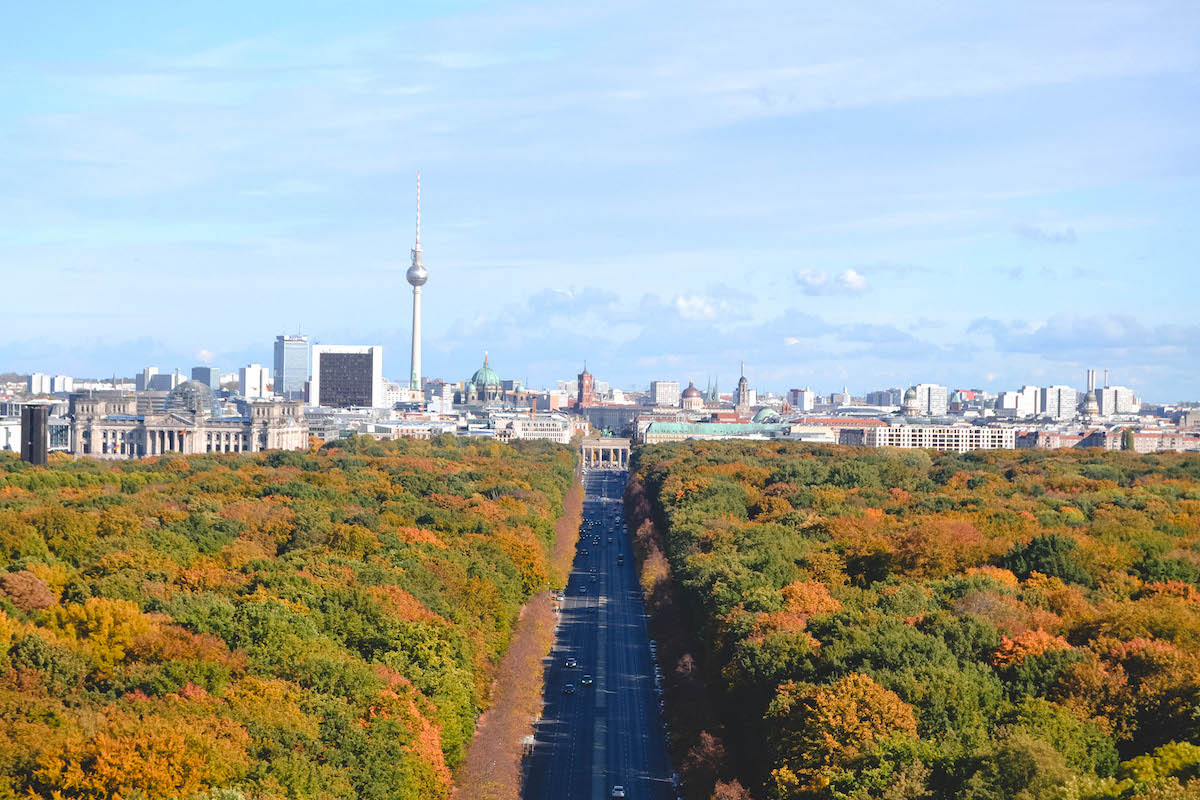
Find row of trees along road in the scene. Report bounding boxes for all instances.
[628,441,1200,800]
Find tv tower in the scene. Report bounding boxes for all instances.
[406,172,428,392]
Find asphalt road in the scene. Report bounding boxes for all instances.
[524,468,675,800]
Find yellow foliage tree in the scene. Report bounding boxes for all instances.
[45,597,153,669]
[767,672,918,797]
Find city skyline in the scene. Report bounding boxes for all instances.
[2,1,1198,398]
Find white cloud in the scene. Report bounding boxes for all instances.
[794,268,870,295]
[674,294,723,321]
[196,349,215,363]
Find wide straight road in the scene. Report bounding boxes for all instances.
[524,468,675,800]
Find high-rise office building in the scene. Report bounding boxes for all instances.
[310,345,384,408]
[191,366,220,391]
[650,380,680,407]
[273,335,309,400]
[239,364,272,399]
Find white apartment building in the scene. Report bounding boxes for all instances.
[864,424,1016,452]
[996,386,1040,417]
[914,384,948,416]
[788,388,816,411]
[50,375,74,394]
[1098,386,1139,416]
[27,373,51,394]
[650,380,680,407]
[1040,385,1078,420]
[239,364,272,399]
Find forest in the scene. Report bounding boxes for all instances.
[627,441,1200,800]
[0,434,576,800]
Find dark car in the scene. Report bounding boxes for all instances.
[581,674,593,686]
[564,683,575,695]
[565,657,577,668]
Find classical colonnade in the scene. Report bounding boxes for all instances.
[580,437,631,470]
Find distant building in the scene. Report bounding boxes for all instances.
[650,380,680,408]
[497,413,573,445]
[1098,386,1139,416]
[27,373,51,394]
[191,366,221,391]
[913,383,948,416]
[135,367,158,392]
[788,388,816,411]
[996,385,1041,417]
[274,334,310,400]
[50,375,74,394]
[1040,385,1078,420]
[70,383,307,458]
[576,366,597,409]
[734,363,751,415]
[147,371,183,392]
[310,345,384,408]
[866,388,903,406]
[865,424,1015,452]
[458,353,506,405]
[239,364,272,399]
[681,381,704,411]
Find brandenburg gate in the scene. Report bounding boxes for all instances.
[580,437,630,470]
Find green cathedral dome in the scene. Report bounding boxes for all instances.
[469,354,501,388]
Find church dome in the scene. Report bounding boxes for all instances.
[681,381,703,399]
[752,407,779,423]
[950,390,964,404]
[469,355,501,388]
[904,386,917,400]
[164,380,222,416]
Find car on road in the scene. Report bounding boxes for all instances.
[563,683,575,695]
[565,657,577,668]
[590,575,597,582]
[579,586,588,594]
[581,674,593,686]
[611,786,626,799]
[617,555,624,565]
[608,537,613,543]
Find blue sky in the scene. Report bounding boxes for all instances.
[2,1,1198,400]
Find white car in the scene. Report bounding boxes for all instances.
[611,787,626,799]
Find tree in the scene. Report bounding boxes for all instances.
[1002,535,1094,587]
[767,673,919,796]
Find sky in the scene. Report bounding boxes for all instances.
[2,0,1199,400]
